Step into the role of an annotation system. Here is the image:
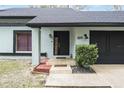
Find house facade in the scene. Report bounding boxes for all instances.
[0,8,124,65]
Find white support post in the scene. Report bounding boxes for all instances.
[32,28,41,65]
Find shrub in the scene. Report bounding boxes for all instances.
[75,44,98,68]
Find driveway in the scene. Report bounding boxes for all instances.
[92,65,124,88]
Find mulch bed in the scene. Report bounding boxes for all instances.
[71,66,96,73]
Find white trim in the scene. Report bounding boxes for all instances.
[53,55,71,58]
[16,51,31,53]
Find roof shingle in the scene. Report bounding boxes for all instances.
[0,8,124,26]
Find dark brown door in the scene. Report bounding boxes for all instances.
[54,31,69,55]
[90,31,124,64]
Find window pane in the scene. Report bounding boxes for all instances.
[28,33,32,51]
[16,32,31,51]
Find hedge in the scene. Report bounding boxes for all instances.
[75,44,98,68]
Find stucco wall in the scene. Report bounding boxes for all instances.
[40,27,73,58]
[1,26,124,58]
[0,26,32,53]
[72,27,124,58]
[73,27,124,47]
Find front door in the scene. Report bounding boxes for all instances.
[90,31,124,64]
[54,31,69,55]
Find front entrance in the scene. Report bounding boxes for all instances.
[90,31,124,64]
[54,31,69,55]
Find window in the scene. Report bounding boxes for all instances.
[16,32,31,51]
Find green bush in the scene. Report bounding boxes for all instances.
[75,44,98,68]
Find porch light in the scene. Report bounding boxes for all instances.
[84,34,88,39]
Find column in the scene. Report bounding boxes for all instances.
[32,28,41,65]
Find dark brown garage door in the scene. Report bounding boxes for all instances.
[90,31,124,64]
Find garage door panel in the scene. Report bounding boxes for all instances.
[90,32,107,54]
[110,32,124,53]
[90,31,124,64]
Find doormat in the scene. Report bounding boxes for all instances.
[56,57,66,59]
[54,64,67,67]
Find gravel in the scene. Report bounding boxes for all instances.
[71,66,96,73]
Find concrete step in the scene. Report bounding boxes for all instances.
[50,65,72,74]
[45,74,111,88]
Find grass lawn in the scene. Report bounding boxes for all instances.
[0,60,48,88]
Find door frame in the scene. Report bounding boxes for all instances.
[53,31,70,56]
